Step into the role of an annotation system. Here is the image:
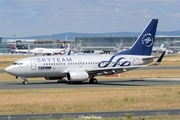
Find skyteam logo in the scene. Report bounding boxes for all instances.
[142,33,153,47]
[98,55,130,68]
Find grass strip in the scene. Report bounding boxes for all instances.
[0,86,180,114]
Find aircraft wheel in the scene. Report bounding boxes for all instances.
[92,78,97,84]
[23,81,28,85]
[89,78,97,84]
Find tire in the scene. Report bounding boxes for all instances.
[89,78,97,84]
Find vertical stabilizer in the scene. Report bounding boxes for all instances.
[59,42,65,49]
[119,19,158,56]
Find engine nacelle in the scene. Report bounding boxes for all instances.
[66,70,89,81]
[44,53,53,56]
[44,77,63,80]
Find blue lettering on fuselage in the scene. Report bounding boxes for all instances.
[98,55,130,68]
[36,57,72,63]
[38,66,51,70]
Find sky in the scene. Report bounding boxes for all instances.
[0,0,180,37]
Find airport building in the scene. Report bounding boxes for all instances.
[0,39,74,53]
[1,36,180,53]
[75,36,180,53]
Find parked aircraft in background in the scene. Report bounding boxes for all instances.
[12,47,31,54]
[5,19,164,85]
[10,42,69,55]
[152,44,173,54]
[30,43,66,56]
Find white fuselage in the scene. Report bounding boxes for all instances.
[30,48,65,55]
[5,54,153,78]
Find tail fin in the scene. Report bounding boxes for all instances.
[119,19,158,56]
[66,43,71,55]
[10,44,15,50]
[59,42,65,49]
[67,50,71,55]
[160,44,164,48]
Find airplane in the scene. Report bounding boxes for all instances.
[5,19,162,85]
[30,42,66,56]
[152,44,173,54]
[153,44,165,53]
[12,47,31,53]
[11,42,68,55]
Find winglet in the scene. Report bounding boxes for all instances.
[152,51,166,65]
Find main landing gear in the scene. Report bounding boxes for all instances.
[89,78,97,84]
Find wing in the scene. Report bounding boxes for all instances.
[86,65,147,76]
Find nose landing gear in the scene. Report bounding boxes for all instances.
[23,80,28,85]
[16,76,28,85]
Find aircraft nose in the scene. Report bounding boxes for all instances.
[5,66,15,75]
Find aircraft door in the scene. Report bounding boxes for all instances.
[30,59,36,70]
[130,57,134,65]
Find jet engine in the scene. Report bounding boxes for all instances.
[44,77,63,80]
[66,70,89,81]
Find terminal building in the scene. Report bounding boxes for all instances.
[1,36,180,54]
[75,36,180,53]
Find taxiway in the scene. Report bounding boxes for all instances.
[0,78,180,89]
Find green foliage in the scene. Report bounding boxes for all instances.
[139,117,146,120]
[123,96,129,102]
[125,113,134,119]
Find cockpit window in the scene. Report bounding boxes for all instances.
[13,62,23,65]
